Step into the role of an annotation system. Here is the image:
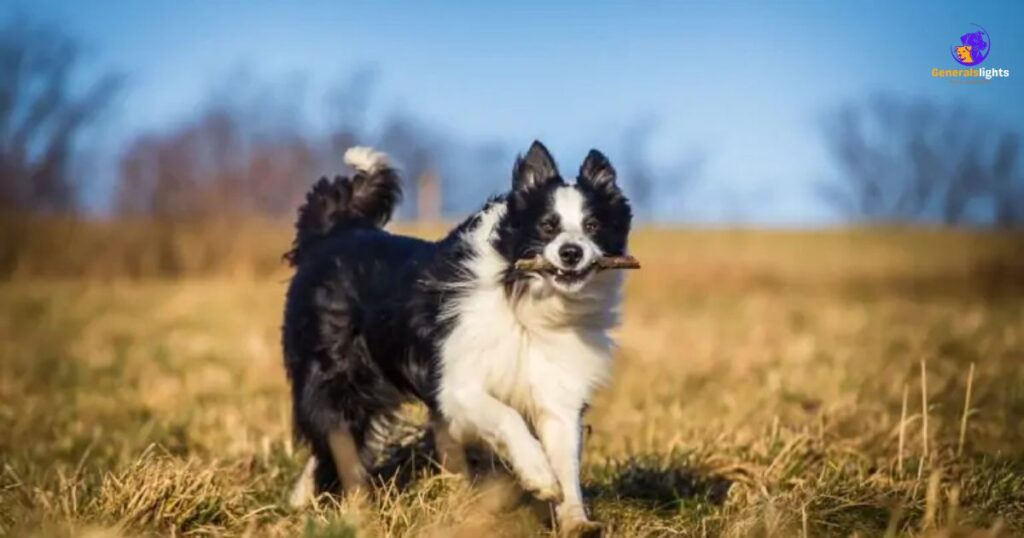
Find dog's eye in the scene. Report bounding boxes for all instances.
[584,218,600,234]
[539,219,558,235]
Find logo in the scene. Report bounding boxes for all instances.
[931,24,1009,82]
[950,24,990,66]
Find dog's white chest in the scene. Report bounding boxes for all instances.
[439,287,612,417]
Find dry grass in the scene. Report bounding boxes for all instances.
[1,224,1023,537]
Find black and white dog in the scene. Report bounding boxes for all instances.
[282,141,632,533]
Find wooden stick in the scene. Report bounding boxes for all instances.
[513,254,641,272]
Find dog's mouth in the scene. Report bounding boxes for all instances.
[544,264,596,285]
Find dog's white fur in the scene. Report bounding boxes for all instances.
[437,190,622,526]
[344,146,390,174]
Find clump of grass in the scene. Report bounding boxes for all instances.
[94,447,254,534]
[301,516,358,538]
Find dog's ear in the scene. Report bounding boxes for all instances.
[578,149,618,191]
[513,140,560,191]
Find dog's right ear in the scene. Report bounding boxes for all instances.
[512,140,560,191]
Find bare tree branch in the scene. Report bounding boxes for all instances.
[820,94,1023,227]
[0,20,121,213]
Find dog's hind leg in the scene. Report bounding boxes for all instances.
[431,413,468,476]
[328,422,368,496]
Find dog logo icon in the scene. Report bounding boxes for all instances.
[951,24,990,66]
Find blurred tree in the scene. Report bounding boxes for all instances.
[378,114,435,220]
[450,141,510,214]
[989,132,1021,227]
[621,118,704,221]
[116,70,473,223]
[116,93,317,219]
[820,95,1023,227]
[621,119,656,220]
[118,68,694,225]
[0,19,121,213]
[325,67,376,154]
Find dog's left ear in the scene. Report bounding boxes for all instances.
[578,149,618,191]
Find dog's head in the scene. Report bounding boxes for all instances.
[955,45,973,64]
[497,141,632,295]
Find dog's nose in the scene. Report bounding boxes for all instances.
[558,243,583,267]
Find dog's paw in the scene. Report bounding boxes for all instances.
[559,518,603,537]
[528,480,563,503]
[287,456,317,509]
[556,503,599,535]
[518,459,562,502]
[287,488,312,509]
[522,474,562,502]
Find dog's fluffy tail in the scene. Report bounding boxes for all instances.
[286,147,402,266]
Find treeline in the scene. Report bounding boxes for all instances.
[1,18,715,226]
[0,20,514,224]
[0,20,509,278]
[1,20,1023,280]
[3,20,1023,227]
[819,95,1024,226]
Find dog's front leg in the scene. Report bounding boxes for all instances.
[537,407,600,536]
[442,389,561,501]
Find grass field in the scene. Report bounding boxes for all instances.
[2,228,1023,537]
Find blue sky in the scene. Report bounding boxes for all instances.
[6,0,1024,224]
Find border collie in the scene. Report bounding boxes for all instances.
[282,141,632,534]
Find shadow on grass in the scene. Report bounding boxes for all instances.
[365,429,518,490]
[365,427,732,515]
[586,456,732,512]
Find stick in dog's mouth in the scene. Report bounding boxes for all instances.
[513,254,641,273]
